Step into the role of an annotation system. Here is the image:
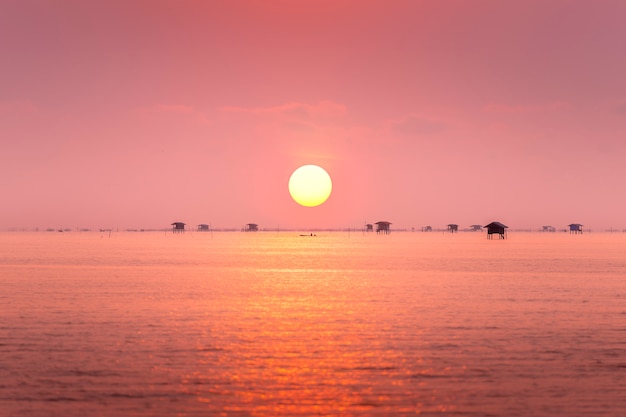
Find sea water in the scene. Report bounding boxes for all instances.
[1,231,625,416]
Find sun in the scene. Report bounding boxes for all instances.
[288,165,332,207]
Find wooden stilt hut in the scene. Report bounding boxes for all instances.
[375,221,391,235]
[484,221,508,239]
[568,224,583,234]
[244,223,259,232]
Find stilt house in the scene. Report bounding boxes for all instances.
[375,221,391,234]
[245,223,259,232]
[568,224,583,234]
[484,221,508,239]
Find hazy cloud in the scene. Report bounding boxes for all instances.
[483,101,570,114]
[614,100,626,114]
[136,104,209,124]
[390,114,449,135]
[0,100,38,114]
[220,100,347,122]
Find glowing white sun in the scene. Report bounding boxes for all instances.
[288,165,332,207]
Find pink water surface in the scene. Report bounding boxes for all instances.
[1,231,625,416]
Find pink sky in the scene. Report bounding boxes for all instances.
[2,0,625,231]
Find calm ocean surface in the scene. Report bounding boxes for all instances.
[1,231,625,416]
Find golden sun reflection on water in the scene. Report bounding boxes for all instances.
[178,260,463,415]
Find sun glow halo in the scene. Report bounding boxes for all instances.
[288,165,332,207]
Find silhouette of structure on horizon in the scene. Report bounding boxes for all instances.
[244,223,258,232]
[197,224,210,232]
[447,224,458,233]
[375,221,391,234]
[568,224,583,234]
[171,222,185,233]
[485,222,508,239]
[469,224,482,232]
[542,225,556,232]
[365,223,373,232]
[422,226,432,232]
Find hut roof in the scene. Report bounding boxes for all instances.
[484,221,508,228]
[171,222,186,226]
[568,223,583,227]
[375,221,392,225]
